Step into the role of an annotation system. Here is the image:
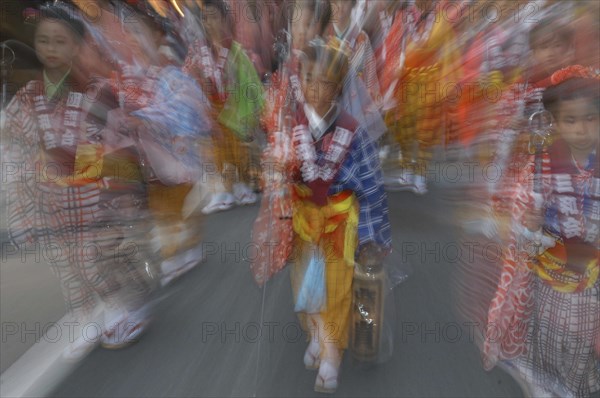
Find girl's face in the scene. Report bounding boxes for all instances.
[554,98,599,153]
[34,19,80,71]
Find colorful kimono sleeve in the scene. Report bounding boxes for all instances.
[356,31,382,105]
[333,128,392,251]
[132,66,212,139]
[131,66,213,168]
[379,13,402,91]
[218,41,265,141]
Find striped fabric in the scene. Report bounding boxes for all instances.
[4,80,153,318]
[486,140,600,397]
[5,81,60,247]
[36,182,153,316]
[512,277,599,397]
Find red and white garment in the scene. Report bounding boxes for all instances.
[292,123,353,183]
[483,151,552,369]
[183,40,229,103]
[112,63,161,111]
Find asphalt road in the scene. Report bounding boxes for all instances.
[31,180,525,398]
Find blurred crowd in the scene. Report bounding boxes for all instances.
[0,0,598,396]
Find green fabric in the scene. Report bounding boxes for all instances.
[218,42,264,142]
[43,68,71,101]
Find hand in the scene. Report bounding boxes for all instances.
[118,116,144,137]
[127,116,145,132]
[357,241,384,265]
[523,209,544,232]
[524,193,545,232]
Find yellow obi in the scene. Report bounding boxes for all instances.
[41,144,142,187]
[292,185,359,266]
[39,144,103,187]
[534,239,599,293]
[73,143,104,184]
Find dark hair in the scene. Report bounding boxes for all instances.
[127,1,172,36]
[294,0,331,36]
[127,1,188,61]
[542,77,600,117]
[313,0,332,36]
[529,16,573,50]
[37,3,85,40]
[202,0,233,30]
[331,0,356,35]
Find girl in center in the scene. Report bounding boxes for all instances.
[289,37,391,393]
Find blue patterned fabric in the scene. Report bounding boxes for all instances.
[328,127,392,251]
[132,65,212,167]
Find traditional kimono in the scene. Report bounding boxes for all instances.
[328,23,386,142]
[250,54,304,286]
[290,104,391,350]
[330,21,381,106]
[229,0,275,78]
[489,67,560,203]
[456,25,509,152]
[483,68,576,369]
[4,73,150,322]
[380,4,462,174]
[453,20,524,233]
[111,62,212,285]
[183,38,264,195]
[364,1,396,82]
[486,138,600,397]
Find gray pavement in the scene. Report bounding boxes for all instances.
[0,179,66,375]
[33,182,525,397]
[0,244,66,375]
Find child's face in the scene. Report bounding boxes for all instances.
[34,19,80,71]
[292,7,316,50]
[301,60,341,112]
[554,98,599,153]
[331,0,353,28]
[532,38,573,75]
[203,5,226,43]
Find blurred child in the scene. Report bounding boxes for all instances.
[380,0,462,194]
[4,3,152,359]
[510,68,599,398]
[249,0,333,285]
[289,38,391,393]
[483,19,580,373]
[483,16,576,238]
[329,0,386,142]
[183,0,263,214]
[329,0,381,107]
[114,2,212,286]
